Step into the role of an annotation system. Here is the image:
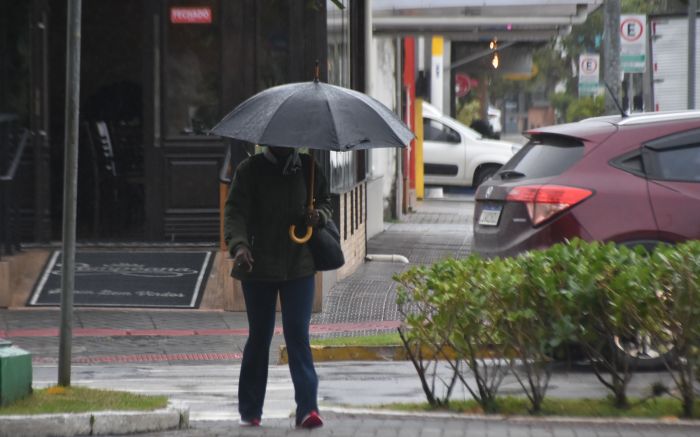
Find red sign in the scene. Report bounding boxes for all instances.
[455,73,478,98]
[170,7,212,24]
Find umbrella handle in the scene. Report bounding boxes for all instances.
[289,224,313,244]
[289,154,316,245]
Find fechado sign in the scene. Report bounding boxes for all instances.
[170,7,213,24]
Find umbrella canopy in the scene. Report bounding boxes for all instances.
[210,80,414,150]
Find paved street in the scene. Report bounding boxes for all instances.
[29,360,677,423]
[120,411,700,437]
[2,197,699,436]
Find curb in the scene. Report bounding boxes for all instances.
[0,404,189,437]
[280,345,405,364]
[279,345,474,364]
[322,407,700,429]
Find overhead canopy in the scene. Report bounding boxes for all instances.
[372,0,604,41]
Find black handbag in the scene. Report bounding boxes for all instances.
[309,219,345,271]
[302,156,345,271]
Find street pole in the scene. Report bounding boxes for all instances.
[603,0,621,114]
[689,0,697,109]
[627,73,633,112]
[58,0,82,387]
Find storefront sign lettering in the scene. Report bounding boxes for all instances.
[170,7,212,24]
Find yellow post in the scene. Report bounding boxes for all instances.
[414,98,425,200]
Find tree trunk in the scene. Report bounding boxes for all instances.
[614,389,628,409]
[682,390,694,418]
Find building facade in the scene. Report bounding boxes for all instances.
[1,0,368,275]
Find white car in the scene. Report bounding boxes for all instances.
[488,106,502,139]
[422,102,520,187]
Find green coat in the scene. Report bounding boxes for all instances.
[224,153,332,281]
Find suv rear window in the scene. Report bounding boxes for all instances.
[500,135,584,179]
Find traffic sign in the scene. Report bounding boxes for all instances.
[620,15,646,73]
[578,54,600,96]
[455,73,478,97]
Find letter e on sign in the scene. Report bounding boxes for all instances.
[580,57,598,75]
[620,17,644,42]
[170,7,212,24]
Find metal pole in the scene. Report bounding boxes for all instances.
[58,0,82,387]
[689,0,697,109]
[628,74,633,112]
[603,0,621,114]
[394,37,403,220]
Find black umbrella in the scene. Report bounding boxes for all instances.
[211,74,414,243]
[210,80,414,151]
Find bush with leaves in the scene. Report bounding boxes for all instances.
[395,263,460,407]
[446,256,512,413]
[566,95,605,122]
[549,240,661,408]
[395,238,699,416]
[496,250,577,413]
[396,256,511,412]
[649,241,700,418]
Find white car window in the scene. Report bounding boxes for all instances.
[423,118,461,144]
[460,125,483,141]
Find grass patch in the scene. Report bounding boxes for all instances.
[0,386,168,416]
[381,396,700,419]
[311,333,401,347]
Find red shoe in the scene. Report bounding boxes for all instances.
[239,417,261,427]
[298,410,323,429]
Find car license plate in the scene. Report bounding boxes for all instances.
[478,205,502,226]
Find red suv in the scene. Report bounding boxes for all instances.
[473,112,700,258]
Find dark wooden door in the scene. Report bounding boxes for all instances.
[142,0,224,242]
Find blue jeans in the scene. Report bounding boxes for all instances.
[238,275,318,422]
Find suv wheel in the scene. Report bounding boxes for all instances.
[474,165,501,187]
[612,334,674,370]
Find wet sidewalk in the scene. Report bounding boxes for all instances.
[1,197,474,363]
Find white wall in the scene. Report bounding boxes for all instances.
[367,37,399,239]
[651,15,700,111]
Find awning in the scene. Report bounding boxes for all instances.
[372,0,604,41]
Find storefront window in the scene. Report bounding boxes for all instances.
[257,0,290,90]
[0,1,30,125]
[327,0,350,88]
[327,0,356,193]
[164,0,220,137]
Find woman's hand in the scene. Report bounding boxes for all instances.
[305,209,321,227]
[233,246,254,272]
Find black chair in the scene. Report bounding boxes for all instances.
[81,120,143,238]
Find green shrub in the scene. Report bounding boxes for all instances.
[395,239,700,417]
[497,249,573,413]
[649,241,700,417]
[546,240,659,408]
[396,256,511,412]
[566,95,605,122]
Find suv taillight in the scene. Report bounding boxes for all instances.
[506,185,593,226]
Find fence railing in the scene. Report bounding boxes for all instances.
[0,113,29,260]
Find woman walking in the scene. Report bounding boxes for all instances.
[224,145,331,429]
